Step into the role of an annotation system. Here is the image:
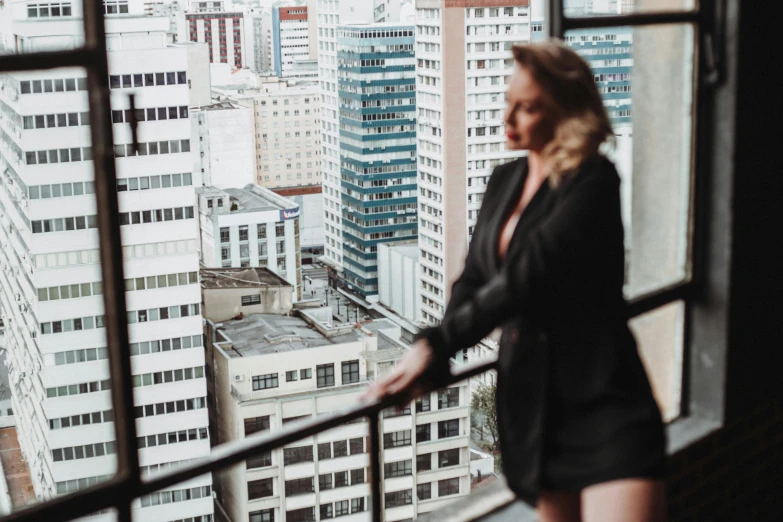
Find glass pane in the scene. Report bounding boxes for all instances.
[564,0,696,16]
[565,23,696,298]
[629,301,685,422]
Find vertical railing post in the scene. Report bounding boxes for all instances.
[369,414,382,522]
[81,0,140,520]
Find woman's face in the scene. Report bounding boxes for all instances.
[504,65,554,152]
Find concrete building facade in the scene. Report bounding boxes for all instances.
[204,302,471,522]
[337,23,418,298]
[214,79,323,190]
[0,1,213,520]
[414,1,531,324]
[196,184,303,300]
[191,101,256,189]
[186,7,246,68]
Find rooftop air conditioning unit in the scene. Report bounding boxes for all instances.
[234,374,243,382]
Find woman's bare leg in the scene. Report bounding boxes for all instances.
[538,490,581,522]
[581,479,667,522]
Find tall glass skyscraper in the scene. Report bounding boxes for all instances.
[337,24,418,298]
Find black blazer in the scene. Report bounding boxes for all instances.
[418,156,665,503]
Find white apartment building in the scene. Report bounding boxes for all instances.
[191,101,256,189]
[196,184,303,300]
[251,10,274,73]
[214,79,322,190]
[185,6,247,69]
[415,2,531,324]
[204,304,471,522]
[377,242,421,326]
[272,6,316,79]
[0,2,213,520]
[315,0,403,272]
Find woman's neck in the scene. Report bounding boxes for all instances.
[527,150,549,181]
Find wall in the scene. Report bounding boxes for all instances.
[377,243,420,324]
[203,285,294,323]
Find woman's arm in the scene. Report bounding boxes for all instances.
[420,162,622,361]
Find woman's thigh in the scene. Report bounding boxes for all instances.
[581,478,667,522]
[538,490,581,522]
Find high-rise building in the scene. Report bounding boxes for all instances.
[214,78,323,189]
[336,24,418,298]
[186,5,246,68]
[414,2,531,324]
[272,6,316,79]
[316,0,402,278]
[0,1,213,519]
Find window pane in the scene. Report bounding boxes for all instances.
[629,300,685,422]
[566,24,696,298]
[565,0,695,16]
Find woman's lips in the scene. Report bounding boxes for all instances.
[507,132,520,141]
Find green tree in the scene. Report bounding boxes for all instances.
[471,382,499,451]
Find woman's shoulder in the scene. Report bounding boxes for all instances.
[486,156,527,192]
[563,155,620,192]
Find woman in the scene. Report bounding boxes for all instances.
[363,40,668,521]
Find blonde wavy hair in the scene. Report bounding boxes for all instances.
[512,39,615,185]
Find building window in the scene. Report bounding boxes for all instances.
[283,445,313,465]
[275,221,285,236]
[416,424,431,442]
[257,224,267,239]
[239,225,249,241]
[247,478,273,500]
[318,443,332,460]
[437,419,459,439]
[415,394,431,412]
[252,373,278,390]
[249,509,275,522]
[384,489,412,508]
[350,468,365,484]
[244,415,270,436]
[351,497,364,513]
[349,437,363,455]
[384,460,412,478]
[341,360,359,384]
[241,294,261,306]
[438,448,460,468]
[239,245,250,259]
[332,440,347,458]
[285,370,298,382]
[221,247,230,261]
[318,473,332,490]
[438,478,460,497]
[300,368,312,379]
[319,504,332,520]
[334,471,348,488]
[284,477,314,496]
[417,453,431,472]
[438,387,459,409]
[417,482,431,501]
[316,364,334,388]
[383,430,411,449]
[247,451,272,469]
[220,227,230,243]
[286,507,314,522]
[334,500,349,517]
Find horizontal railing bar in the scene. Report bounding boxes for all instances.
[0,48,96,73]
[0,357,498,522]
[563,9,700,31]
[627,280,693,318]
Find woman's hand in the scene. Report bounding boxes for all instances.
[361,339,435,404]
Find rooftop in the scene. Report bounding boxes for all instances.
[197,184,299,216]
[192,101,244,112]
[216,311,404,358]
[200,267,291,290]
